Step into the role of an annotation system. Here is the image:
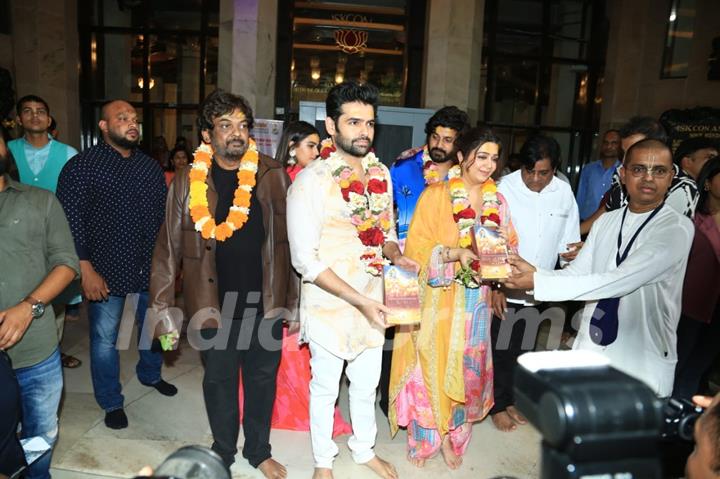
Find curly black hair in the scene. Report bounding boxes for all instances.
[325,81,379,124]
[197,89,254,132]
[424,106,470,138]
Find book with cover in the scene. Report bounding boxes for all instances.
[383,265,421,325]
[472,224,511,280]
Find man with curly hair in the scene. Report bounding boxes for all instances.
[149,89,297,478]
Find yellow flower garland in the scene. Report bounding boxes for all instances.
[188,139,260,241]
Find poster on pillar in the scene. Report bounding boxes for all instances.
[251,119,285,159]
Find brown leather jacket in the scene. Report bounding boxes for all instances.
[148,153,299,335]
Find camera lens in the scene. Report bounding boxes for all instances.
[152,445,230,479]
[679,413,700,442]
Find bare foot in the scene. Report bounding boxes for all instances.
[506,405,527,425]
[257,458,287,479]
[491,411,517,432]
[407,453,426,468]
[312,467,334,479]
[364,455,398,479]
[440,435,462,469]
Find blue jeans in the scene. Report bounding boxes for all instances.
[88,292,163,412]
[15,348,63,479]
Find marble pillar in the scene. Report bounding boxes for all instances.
[9,0,80,149]
[423,0,485,124]
[220,0,277,118]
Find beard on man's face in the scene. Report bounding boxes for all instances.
[108,129,140,149]
[429,147,455,163]
[213,136,248,161]
[335,131,372,158]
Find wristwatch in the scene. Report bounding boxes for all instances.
[23,296,46,319]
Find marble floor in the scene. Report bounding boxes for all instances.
[49,301,541,479]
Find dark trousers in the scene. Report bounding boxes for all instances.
[673,310,720,399]
[0,352,26,478]
[490,310,540,414]
[199,314,282,468]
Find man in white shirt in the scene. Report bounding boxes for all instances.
[504,139,694,397]
[492,134,581,431]
[287,81,415,479]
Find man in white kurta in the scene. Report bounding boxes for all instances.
[287,82,411,479]
[504,139,694,397]
[493,134,581,430]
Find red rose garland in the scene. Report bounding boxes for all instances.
[321,138,393,275]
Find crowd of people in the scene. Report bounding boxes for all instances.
[0,82,718,479]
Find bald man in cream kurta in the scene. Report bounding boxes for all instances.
[287,158,397,469]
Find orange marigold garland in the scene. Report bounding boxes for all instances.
[188,139,260,241]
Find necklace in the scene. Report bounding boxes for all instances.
[188,139,260,241]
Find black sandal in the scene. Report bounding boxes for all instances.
[61,353,82,368]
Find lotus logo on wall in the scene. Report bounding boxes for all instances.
[334,30,368,55]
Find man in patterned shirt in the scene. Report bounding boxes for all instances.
[580,117,668,234]
[57,100,175,430]
[669,137,718,216]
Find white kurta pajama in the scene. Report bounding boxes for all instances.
[532,206,694,397]
[287,158,397,468]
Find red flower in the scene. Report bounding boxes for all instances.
[367,178,387,194]
[470,260,481,272]
[349,180,365,195]
[341,181,364,201]
[488,213,501,224]
[370,262,384,274]
[358,227,385,246]
[320,145,336,159]
[453,207,476,222]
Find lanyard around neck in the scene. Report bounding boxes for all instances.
[616,203,664,266]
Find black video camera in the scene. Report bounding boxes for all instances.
[133,446,230,479]
[661,397,704,442]
[513,350,666,479]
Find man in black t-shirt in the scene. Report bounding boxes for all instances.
[149,90,297,479]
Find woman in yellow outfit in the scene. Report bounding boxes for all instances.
[389,127,518,469]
